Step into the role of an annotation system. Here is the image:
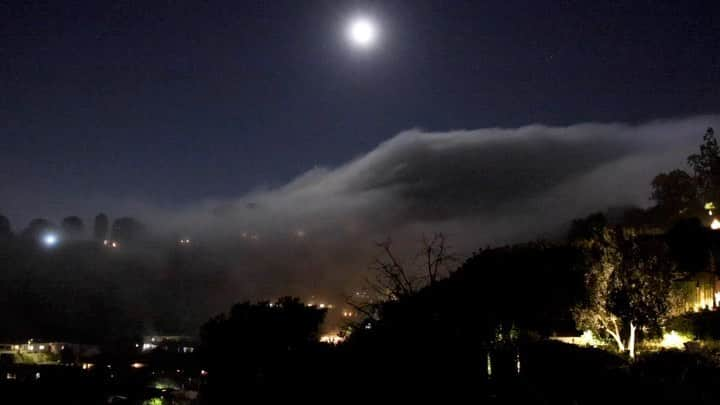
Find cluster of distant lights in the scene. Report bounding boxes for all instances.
[270,297,355,318]
[306,302,334,309]
[81,362,207,377]
[103,239,119,248]
[40,229,312,249]
[240,232,260,240]
[45,235,197,249]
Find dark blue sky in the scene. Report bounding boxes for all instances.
[2,0,719,224]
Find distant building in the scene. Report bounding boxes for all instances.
[675,272,720,312]
[0,340,100,364]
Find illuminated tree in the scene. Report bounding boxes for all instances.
[572,217,680,359]
[688,127,720,204]
[93,213,108,241]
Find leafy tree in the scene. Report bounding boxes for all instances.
[650,169,699,221]
[688,127,720,204]
[61,216,85,238]
[93,213,109,241]
[572,218,680,359]
[346,240,585,386]
[608,235,679,357]
[458,242,585,337]
[568,212,607,242]
[200,297,326,396]
[621,206,653,228]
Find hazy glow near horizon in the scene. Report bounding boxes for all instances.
[42,233,58,247]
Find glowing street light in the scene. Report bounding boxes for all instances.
[660,330,689,349]
[42,232,59,247]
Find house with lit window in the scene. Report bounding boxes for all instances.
[675,272,720,313]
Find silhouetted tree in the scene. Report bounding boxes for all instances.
[93,213,109,241]
[650,169,699,222]
[200,297,326,396]
[344,239,585,391]
[61,216,85,238]
[621,206,653,228]
[568,212,608,242]
[666,218,713,274]
[457,242,585,336]
[365,233,456,302]
[21,218,54,240]
[688,127,720,204]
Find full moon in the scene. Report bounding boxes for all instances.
[346,17,378,49]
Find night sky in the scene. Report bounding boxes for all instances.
[2,0,720,225]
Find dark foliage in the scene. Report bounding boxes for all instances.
[199,297,326,399]
[666,218,714,274]
[667,311,720,340]
[568,212,608,242]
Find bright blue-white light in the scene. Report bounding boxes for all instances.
[42,233,58,247]
[346,16,379,49]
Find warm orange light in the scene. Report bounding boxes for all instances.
[660,330,689,349]
[320,333,345,344]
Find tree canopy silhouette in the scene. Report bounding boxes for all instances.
[200,297,326,396]
[61,216,85,238]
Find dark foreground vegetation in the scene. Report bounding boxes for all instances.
[4,128,720,403]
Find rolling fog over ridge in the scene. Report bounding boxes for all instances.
[2,115,719,338]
